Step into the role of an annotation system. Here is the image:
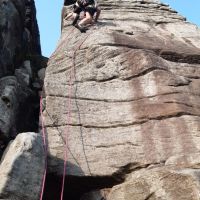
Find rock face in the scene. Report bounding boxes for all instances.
[44,0,200,198]
[0,132,45,200]
[0,0,41,78]
[45,0,200,175]
[0,1,47,200]
[107,164,200,200]
[0,77,19,140]
[0,0,47,151]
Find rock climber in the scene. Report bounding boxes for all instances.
[64,0,86,26]
[76,0,101,31]
[65,0,101,33]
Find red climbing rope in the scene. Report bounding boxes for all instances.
[60,33,91,200]
[40,95,48,200]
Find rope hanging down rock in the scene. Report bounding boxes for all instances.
[39,27,92,200]
[39,95,48,200]
[60,30,92,200]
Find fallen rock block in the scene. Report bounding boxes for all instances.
[0,132,45,200]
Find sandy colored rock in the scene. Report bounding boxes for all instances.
[0,132,45,200]
[107,166,200,200]
[44,0,200,179]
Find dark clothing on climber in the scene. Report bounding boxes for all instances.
[71,1,86,26]
[64,0,100,33]
[72,0,85,15]
[72,0,96,27]
[75,0,100,33]
[85,6,97,17]
[84,0,97,16]
[79,0,96,7]
[73,4,83,15]
[74,0,95,12]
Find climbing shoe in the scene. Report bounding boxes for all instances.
[75,24,87,33]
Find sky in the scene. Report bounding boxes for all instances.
[35,0,200,57]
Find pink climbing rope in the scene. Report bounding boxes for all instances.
[40,95,48,200]
[38,27,90,200]
[60,33,91,200]
[39,27,76,200]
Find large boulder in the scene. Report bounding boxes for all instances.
[0,132,45,200]
[44,0,200,178]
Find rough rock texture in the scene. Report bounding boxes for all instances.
[0,0,41,78]
[0,132,45,200]
[0,0,47,154]
[0,77,19,140]
[0,1,47,199]
[81,189,110,200]
[45,0,200,177]
[107,165,200,200]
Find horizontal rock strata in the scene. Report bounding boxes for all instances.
[44,0,200,182]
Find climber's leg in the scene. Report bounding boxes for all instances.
[64,12,73,21]
[78,11,93,27]
[65,3,83,26]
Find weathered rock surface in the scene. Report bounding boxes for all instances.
[0,132,45,200]
[81,189,110,200]
[0,77,19,140]
[0,0,41,78]
[107,165,200,200]
[44,0,200,180]
[0,1,47,200]
[0,0,47,152]
[0,72,40,150]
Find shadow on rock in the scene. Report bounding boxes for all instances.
[0,76,39,157]
[44,156,116,200]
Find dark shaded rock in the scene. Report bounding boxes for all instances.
[0,1,46,199]
[0,77,19,140]
[0,0,45,148]
[0,0,24,77]
[0,75,39,143]
[0,0,41,78]
[24,0,41,55]
[29,55,48,72]
[15,68,31,86]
